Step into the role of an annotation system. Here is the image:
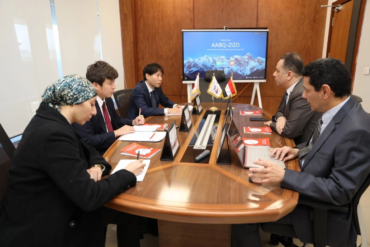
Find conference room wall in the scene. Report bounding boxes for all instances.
[0,0,125,137]
[120,0,328,114]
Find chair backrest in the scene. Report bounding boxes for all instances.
[0,124,16,216]
[113,89,133,118]
[352,171,370,235]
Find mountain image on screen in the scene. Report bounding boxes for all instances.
[184,53,265,80]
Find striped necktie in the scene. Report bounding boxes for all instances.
[298,119,323,159]
[102,102,114,132]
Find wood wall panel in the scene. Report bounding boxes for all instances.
[120,0,328,113]
[194,0,258,28]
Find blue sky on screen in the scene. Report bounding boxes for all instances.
[183,31,267,61]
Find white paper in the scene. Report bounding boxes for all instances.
[111,159,150,182]
[134,125,159,132]
[118,132,166,142]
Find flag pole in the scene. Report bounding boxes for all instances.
[210,73,218,111]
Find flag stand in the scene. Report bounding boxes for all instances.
[210,96,218,111]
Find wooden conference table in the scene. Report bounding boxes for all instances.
[103,102,300,247]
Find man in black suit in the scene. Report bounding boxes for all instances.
[127,63,182,119]
[73,61,145,154]
[232,58,370,247]
[264,52,321,144]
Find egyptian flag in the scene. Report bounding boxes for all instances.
[224,76,237,98]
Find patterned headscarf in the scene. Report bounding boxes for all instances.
[42,75,97,110]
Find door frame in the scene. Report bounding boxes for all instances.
[326,0,366,77]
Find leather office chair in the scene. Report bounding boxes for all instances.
[113,89,133,118]
[0,124,16,216]
[199,70,229,103]
[261,172,370,247]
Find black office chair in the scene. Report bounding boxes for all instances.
[261,172,370,247]
[113,89,133,118]
[0,124,16,216]
[199,70,229,103]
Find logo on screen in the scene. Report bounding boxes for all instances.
[230,61,235,66]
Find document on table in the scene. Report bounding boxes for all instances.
[245,146,285,169]
[118,132,166,142]
[111,159,150,182]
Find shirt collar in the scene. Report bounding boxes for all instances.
[145,81,154,94]
[286,79,300,96]
[96,96,105,108]
[321,95,351,131]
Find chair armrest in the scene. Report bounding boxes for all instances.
[299,196,348,213]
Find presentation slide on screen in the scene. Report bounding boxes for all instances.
[183,31,268,80]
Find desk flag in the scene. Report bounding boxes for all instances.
[189,73,200,101]
[223,76,237,99]
[207,75,223,98]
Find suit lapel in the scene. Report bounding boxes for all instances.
[302,97,356,170]
[96,101,107,133]
[285,78,303,116]
[141,81,152,106]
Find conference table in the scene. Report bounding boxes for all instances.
[103,102,300,247]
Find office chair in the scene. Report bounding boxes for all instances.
[113,89,133,118]
[199,70,229,103]
[0,124,16,216]
[261,172,370,247]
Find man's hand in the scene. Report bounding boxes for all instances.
[264,121,272,126]
[270,146,299,161]
[276,116,287,134]
[248,159,285,184]
[114,125,135,137]
[87,167,102,182]
[133,115,145,125]
[174,105,183,109]
[125,159,146,176]
[167,108,182,114]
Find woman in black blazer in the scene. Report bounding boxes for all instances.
[0,75,145,247]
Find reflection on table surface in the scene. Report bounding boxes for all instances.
[104,102,300,224]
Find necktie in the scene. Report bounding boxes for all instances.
[102,102,113,132]
[150,92,156,107]
[285,92,289,105]
[298,119,323,159]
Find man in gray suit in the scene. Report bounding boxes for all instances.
[265,52,321,144]
[232,58,370,247]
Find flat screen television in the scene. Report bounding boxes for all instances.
[182,29,269,82]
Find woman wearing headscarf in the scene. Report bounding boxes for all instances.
[0,75,145,247]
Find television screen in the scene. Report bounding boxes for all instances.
[182,29,269,81]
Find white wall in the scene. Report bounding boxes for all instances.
[352,0,370,112]
[0,0,125,137]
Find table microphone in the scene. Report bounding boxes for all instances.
[195,150,210,162]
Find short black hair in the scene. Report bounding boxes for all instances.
[302,58,351,97]
[86,61,118,86]
[143,63,164,81]
[280,52,304,76]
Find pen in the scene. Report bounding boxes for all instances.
[139,108,141,116]
[137,150,140,160]
[149,133,155,139]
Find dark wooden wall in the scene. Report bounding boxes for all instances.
[119,0,328,114]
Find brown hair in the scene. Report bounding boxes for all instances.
[86,61,118,86]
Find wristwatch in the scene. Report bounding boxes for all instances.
[92,164,105,172]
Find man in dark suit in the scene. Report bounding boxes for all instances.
[127,63,182,119]
[232,58,370,247]
[264,52,322,144]
[73,61,145,154]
